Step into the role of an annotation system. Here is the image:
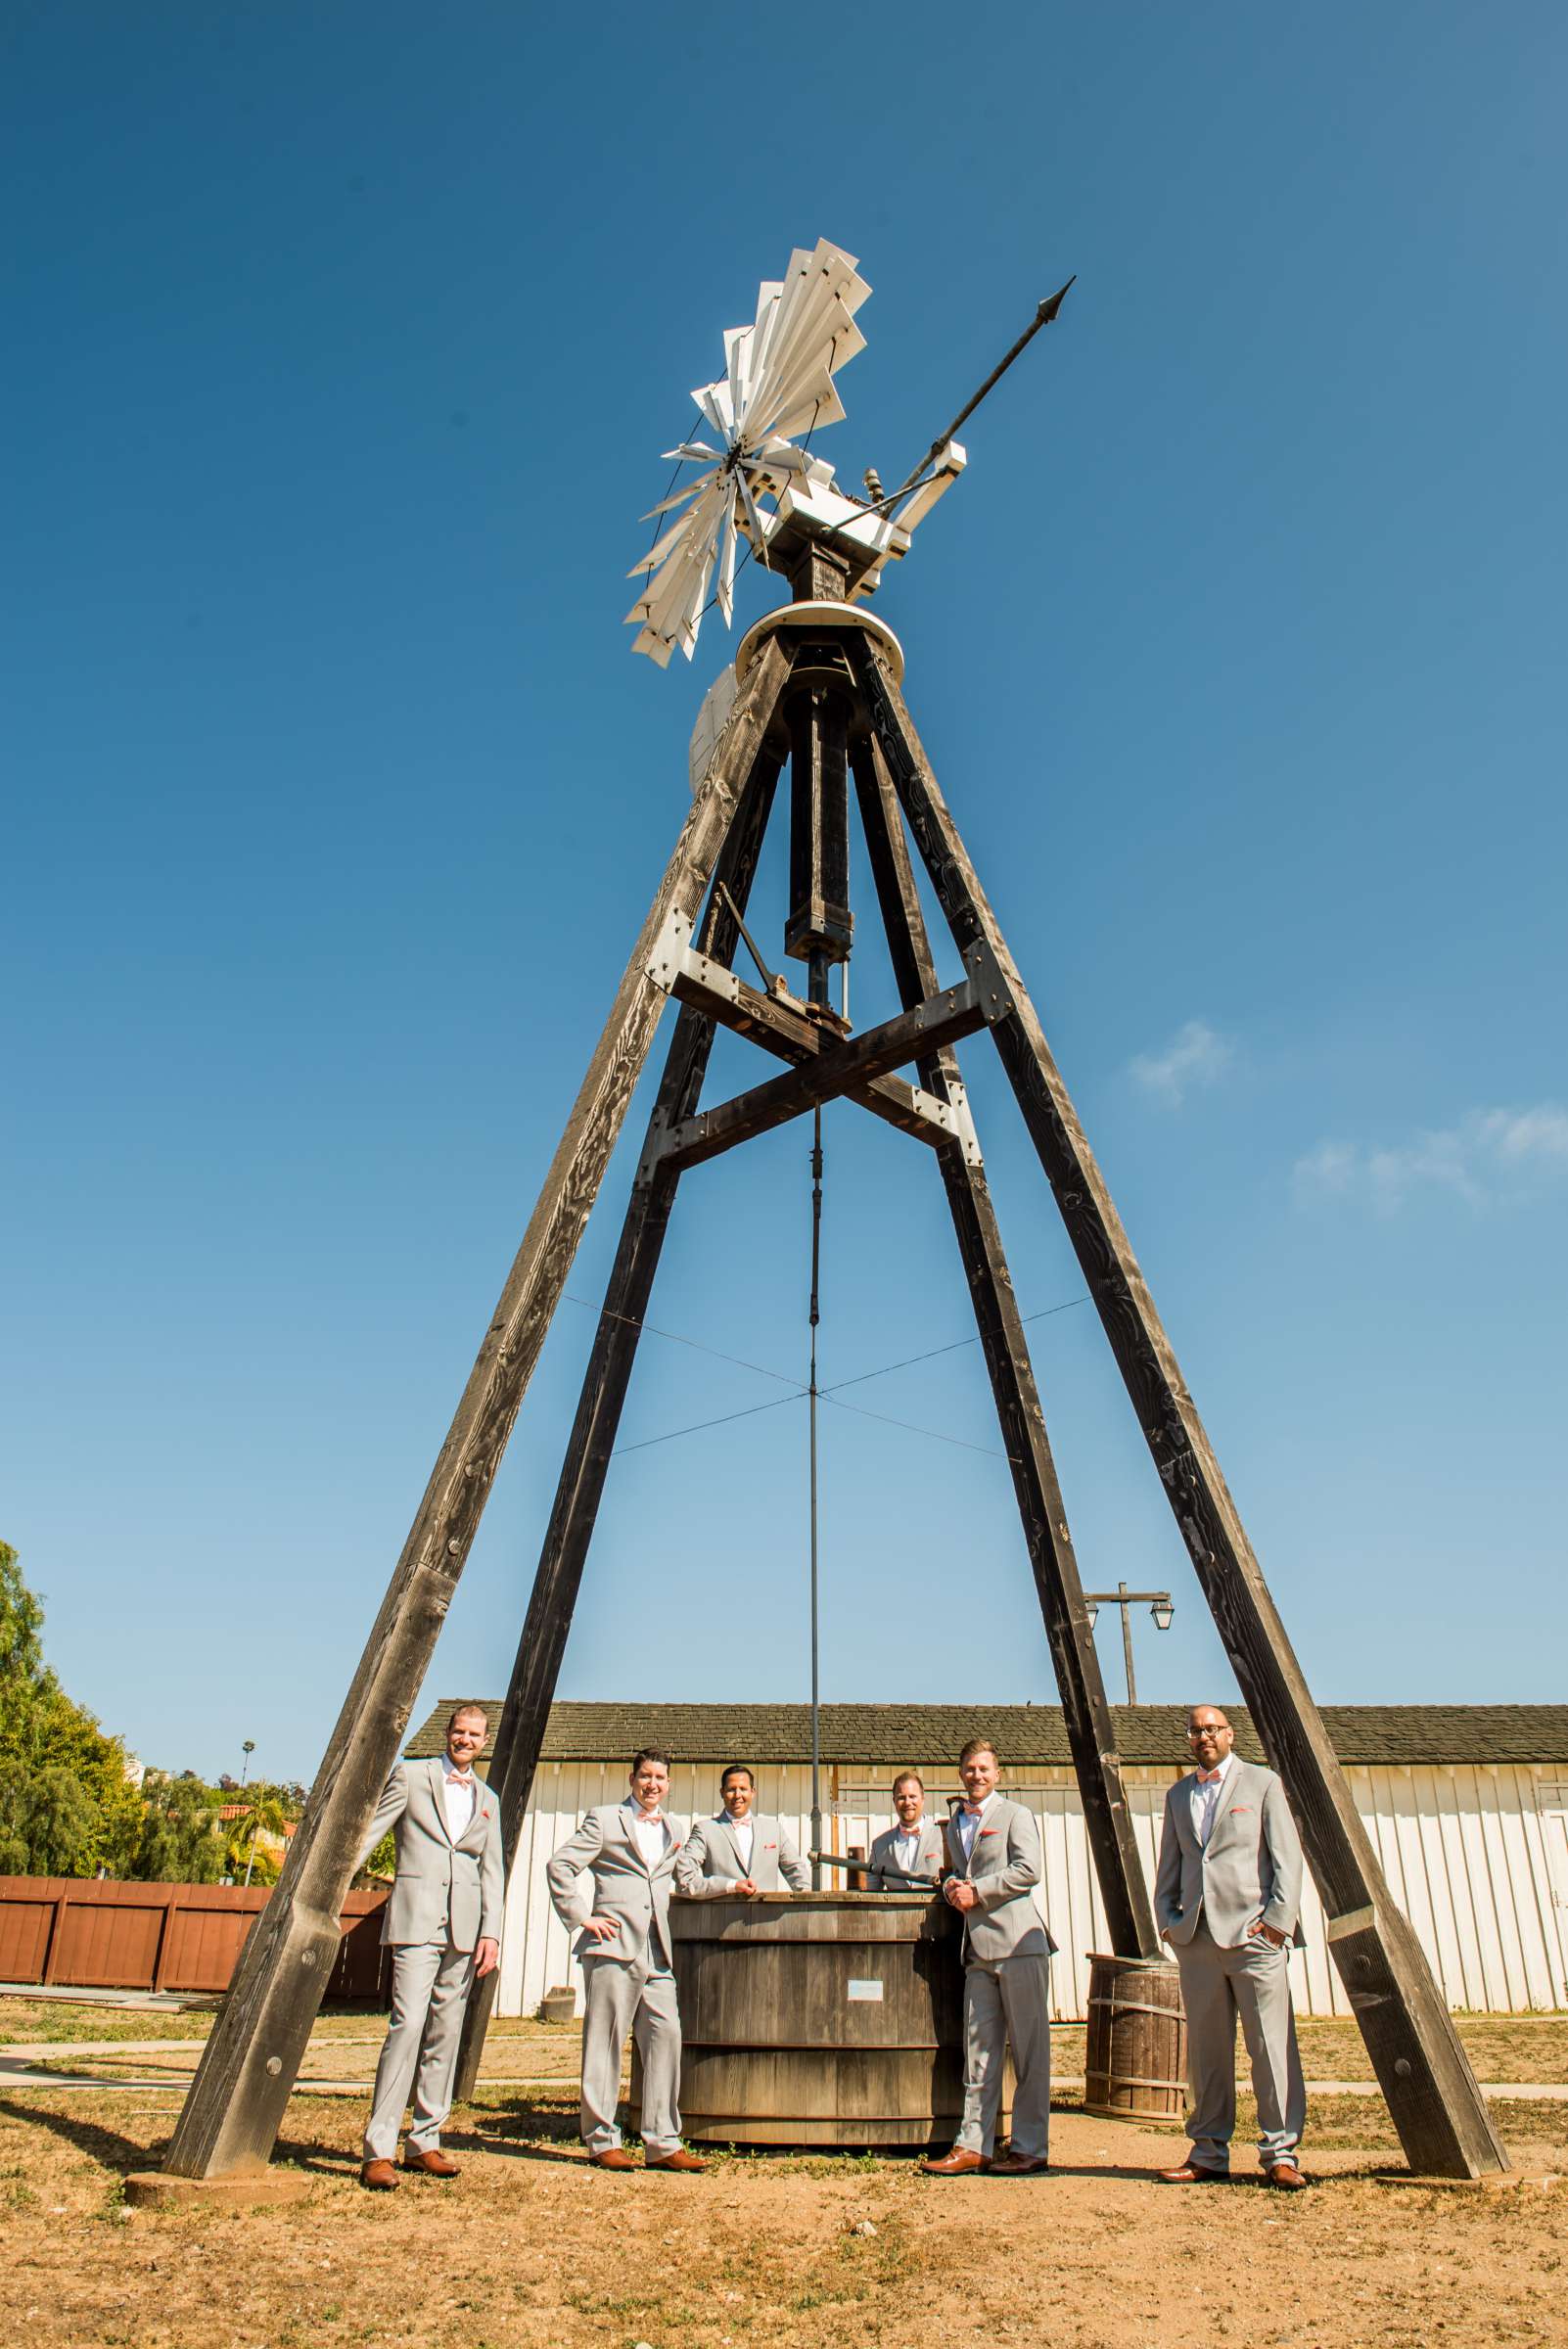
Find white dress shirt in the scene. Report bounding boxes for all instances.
[1189,1751,1233,1847]
[626,1802,669,1870]
[440,1753,477,1842]
[954,1790,996,1865]
[727,1814,756,1874]
[892,1819,924,1872]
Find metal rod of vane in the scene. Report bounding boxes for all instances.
[885,275,1076,512]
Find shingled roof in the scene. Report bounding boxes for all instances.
[406,1700,1568,1770]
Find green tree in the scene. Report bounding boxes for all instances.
[0,1539,47,1692]
[0,1541,146,1878]
[128,1773,225,1884]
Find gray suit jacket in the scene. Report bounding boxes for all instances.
[867,1818,946,1889]
[358,1757,504,1952]
[546,1803,690,1967]
[944,1795,1057,1963]
[1154,1758,1306,1949]
[674,1811,809,1895]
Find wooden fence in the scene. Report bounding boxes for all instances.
[0,1876,391,2001]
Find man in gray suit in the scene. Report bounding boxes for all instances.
[546,1745,706,2172]
[924,1736,1056,2179]
[357,1701,503,2189]
[674,1764,809,1895]
[867,1771,946,1889]
[1154,1703,1309,2189]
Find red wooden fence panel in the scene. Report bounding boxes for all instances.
[0,1877,391,2001]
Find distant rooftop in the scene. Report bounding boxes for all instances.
[405,1700,1568,1771]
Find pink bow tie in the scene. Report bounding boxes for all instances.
[449,1773,474,1786]
[962,1803,985,1817]
[637,1811,663,1824]
[1197,1769,1223,1785]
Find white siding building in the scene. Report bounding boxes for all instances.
[406,1702,1568,2021]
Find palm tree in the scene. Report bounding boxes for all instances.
[224,1791,290,1887]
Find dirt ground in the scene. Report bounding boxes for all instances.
[2,2004,1564,2349]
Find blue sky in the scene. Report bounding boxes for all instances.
[4,3,1564,1781]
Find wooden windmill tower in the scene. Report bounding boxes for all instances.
[161,241,1506,2185]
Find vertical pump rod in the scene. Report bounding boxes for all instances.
[807,1106,824,1886]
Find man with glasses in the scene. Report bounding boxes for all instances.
[1154,1704,1308,2189]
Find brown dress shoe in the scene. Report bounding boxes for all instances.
[990,2151,1049,2177]
[922,2146,991,2176]
[645,2147,707,2172]
[1158,2159,1230,2184]
[1265,2160,1308,2190]
[402,2147,459,2178]
[588,2146,637,2170]
[359,2158,398,2191]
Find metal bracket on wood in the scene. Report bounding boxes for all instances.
[642,908,990,1163]
[649,939,1008,1175]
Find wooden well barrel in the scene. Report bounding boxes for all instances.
[641,1890,978,2147]
[1082,1952,1187,2123]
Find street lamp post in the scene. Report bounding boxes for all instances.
[240,1740,257,1889]
[1082,1581,1174,1705]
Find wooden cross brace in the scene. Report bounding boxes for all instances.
[640,913,1000,1174]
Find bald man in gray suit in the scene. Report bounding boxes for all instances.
[1155,1703,1308,2189]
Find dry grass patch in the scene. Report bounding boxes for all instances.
[0,2085,1563,2349]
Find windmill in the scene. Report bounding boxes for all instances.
[158,242,1506,2189]
[623,238,962,667]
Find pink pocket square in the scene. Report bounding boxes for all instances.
[980,1827,999,1837]
[1230,1806,1253,1815]
[763,1842,776,1851]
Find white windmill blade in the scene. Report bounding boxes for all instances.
[745,243,868,431]
[640,474,715,524]
[692,379,733,440]
[628,237,871,663]
[715,496,740,625]
[627,497,710,579]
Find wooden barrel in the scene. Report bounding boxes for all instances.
[1082,1952,1186,2123]
[639,1890,980,2147]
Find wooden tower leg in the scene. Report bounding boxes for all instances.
[160,638,793,2182]
[852,737,1160,1959]
[858,649,1506,2179]
[451,738,786,2098]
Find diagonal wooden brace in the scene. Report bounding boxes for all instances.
[648,943,1007,1174]
[642,908,983,1165]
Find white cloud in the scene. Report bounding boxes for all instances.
[1294,1104,1568,1213]
[1129,1019,1233,1108]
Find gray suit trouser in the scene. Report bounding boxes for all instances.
[363,1937,475,2159]
[1174,1918,1306,2169]
[580,1952,682,2159]
[955,1953,1051,2161]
